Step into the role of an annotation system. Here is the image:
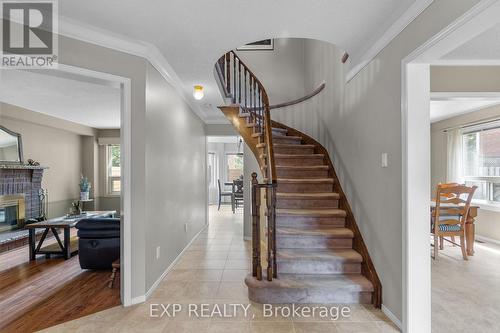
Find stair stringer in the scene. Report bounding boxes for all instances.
[218,105,267,174]
[271,119,382,309]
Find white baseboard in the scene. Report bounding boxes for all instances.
[475,234,500,246]
[382,304,402,330]
[129,295,146,305]
[144,226,207,300]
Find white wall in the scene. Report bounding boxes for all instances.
[145,62,207,290]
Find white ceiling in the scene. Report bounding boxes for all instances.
[0,69,121,129]
[443,22,500,61]
[430,97,500,123]
[58,0,424,123]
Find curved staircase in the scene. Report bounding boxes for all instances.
[216,51,381,307]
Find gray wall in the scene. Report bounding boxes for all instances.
[431,66,500,92]
[145,63,207,290]
[236,38,306,105]
[337,0,480,320]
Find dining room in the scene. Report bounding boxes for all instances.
[429,65,500,331]
[207,136,245,215]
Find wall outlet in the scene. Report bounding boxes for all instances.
[184,223,188,233]
[156,246,160,260]
[381,153,389,168]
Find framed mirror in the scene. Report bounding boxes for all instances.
[0,125,23,164]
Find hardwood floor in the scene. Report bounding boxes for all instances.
[0,230,120,332]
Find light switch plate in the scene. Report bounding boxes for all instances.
[156,246,160,259]
[381,153,388,168]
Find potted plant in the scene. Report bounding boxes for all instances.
[79,175,91,201]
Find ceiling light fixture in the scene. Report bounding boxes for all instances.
[193,85,204,100]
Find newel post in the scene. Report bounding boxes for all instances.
[251,172,262,280]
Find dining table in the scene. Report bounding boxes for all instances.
[430,201,479,256]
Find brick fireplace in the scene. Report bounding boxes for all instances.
[0,165,46,233]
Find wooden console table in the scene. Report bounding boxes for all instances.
[26,211,116,260]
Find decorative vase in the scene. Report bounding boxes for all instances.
[80,191,90,201]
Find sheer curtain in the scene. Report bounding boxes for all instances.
[446,127,464,184]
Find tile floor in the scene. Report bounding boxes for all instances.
[42,206,398,332]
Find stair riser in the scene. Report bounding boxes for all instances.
[277,183,333,193]
[277,169,329,179]
[276,218,345,228]
[248,288,372,304]
[274,147,315,155]
[276,157,324,166]
[277,236,352,249]
[273,137,302,145]
[277,261,361,275]
[276,215,345,228]
[272,129,287,136]
[277,198,339,209]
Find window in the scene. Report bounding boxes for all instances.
[226,153,243,182]
[462,126,500,203]
[106,145,121,195]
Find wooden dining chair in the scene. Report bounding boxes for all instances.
[232,179,244,212]
[217,179,234,212]
[436,182,461,246]
[431,184,477,260]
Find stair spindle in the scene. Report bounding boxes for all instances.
[244,70,248,111]
[238,61,242,104]
[233,54,236,103]
[225,52,230,95]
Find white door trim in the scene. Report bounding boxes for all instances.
[49,63,133,306]
[401,0,500,332]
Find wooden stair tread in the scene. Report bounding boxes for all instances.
[277,178,334,183]
[277,227,353,238]
[265,165,329,170]
[277,192,340,199]
[252,132,263,138]
[273,135,302,140]
[275,154,324,158]
[246,273,373,292]
[277,249,363,262]
[276,208,346,217]
[272,127,287,133]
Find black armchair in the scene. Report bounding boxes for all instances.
[75,218,120,270]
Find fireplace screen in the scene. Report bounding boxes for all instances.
[0,195,25,233]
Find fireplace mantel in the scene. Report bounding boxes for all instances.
[0,164,49,170]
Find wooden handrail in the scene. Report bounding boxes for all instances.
[243,82,326,112]
[270,82,325,110]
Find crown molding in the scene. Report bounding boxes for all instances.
[346,0,435,82]
[58,16,208,122]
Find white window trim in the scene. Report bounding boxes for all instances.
[224,152,243,183]
[106,145,121,196]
